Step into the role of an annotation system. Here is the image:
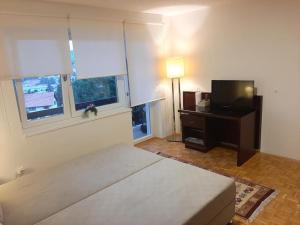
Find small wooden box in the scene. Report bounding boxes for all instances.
[183,91,196,110]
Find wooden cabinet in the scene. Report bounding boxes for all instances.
[180,109,258,166]
[181,113,204,130]
[181,112,216,152]
[180,94,262,166]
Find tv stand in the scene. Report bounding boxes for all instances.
[179,95,263,166]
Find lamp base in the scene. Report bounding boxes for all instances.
[167,133,182,142]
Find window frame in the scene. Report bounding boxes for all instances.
[68,75,127,118]
[14,74,128,129]
[14,75,71,129]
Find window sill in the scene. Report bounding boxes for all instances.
[23,107,132,137]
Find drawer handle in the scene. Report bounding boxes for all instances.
[181,113,190,116]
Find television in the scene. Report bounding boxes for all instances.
[211,80,254,112]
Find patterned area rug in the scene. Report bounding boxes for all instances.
[156,152,278,223]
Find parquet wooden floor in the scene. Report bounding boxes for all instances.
[136,138,300,225]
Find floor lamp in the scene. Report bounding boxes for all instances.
[166,57,185,142]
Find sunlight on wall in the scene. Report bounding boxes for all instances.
[144,21,171,98]
[170,7,210,55]
[181,78,205,93]
[144,5,209,16]
[165,8,211,95]
[145,23,169,57]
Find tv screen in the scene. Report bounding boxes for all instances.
[211,80,254,112]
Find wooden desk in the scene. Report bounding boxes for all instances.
[179,107,258,166]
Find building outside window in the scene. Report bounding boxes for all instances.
[21,75,64,121]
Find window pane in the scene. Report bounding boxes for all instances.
[72,76,118,111]
[132,104,151,140]
[22,75,64,120]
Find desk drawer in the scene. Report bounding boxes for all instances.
[180,113,204,129]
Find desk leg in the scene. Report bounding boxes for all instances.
[237,112,257,166]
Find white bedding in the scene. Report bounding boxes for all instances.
[0,144,162,225]
[0,144,235,225]
[35,159,235,225]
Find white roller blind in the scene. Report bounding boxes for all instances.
[125,23,165,107]
[70,18,127,79]
[0,14,71,80]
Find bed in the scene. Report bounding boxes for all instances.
[0,144,235,225]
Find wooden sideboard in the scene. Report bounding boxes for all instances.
[179,95,263,167]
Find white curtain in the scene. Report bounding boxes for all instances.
[0,14,71,80]
[70,18,127,79]
[125,23,166,107]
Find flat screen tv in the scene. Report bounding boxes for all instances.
[211,80,254,112]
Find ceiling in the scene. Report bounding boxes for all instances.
[42,0,229,15]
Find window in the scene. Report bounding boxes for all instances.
[68,39,127,116]
[15,74,127,128]
[68,74,127,117]
[21,75,64,120]
[14,36,128,129]
[71,76,118,111]
[14,75,69,127]
[132,103,151,140]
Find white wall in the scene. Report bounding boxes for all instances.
[168,0,300,160]
[0,81,133,183]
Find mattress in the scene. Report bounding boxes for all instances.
[0,144,162,225]
[35,159,235,225]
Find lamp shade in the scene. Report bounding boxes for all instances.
[166,57,184,79]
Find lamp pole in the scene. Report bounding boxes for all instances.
[178,77,181,110]
[166,57,184,142]
[171,78,176,136]
[167,77,182,142]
